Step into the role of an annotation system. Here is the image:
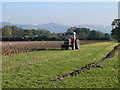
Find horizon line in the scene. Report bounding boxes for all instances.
[1,21,112,27]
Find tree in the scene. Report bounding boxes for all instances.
[24,30,34,38]
[73,28,91,40]
[40,30,52,38]
[11,26,19,38]
[14,28,24,38]
[111,19,120,42]
[111,19,120,28]
[87,30,105,40]
[111,27,120,40]
[55,33,64,40]
[104,33,111,40]
[2,26,12,38]
[67,27,77,32]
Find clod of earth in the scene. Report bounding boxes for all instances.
[102,44,120,60]
[50,63,103,81]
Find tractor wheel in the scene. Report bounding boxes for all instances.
[72,42,75,50]
[75,39,80,49]
[61,45,64,50]
[65,46,69,50]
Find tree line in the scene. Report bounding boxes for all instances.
[1,26,64,41]
[1,25,112,41]
[111,19,120,42]
[67,27,111,40]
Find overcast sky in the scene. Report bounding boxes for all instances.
[2,2,118,26]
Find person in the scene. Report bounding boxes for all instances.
[69,35,73,39]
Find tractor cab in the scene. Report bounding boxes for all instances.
[64,32,76,39]
[61,32,80,50]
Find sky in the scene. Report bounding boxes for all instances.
[118,1,120,19]
[1,2,118,26]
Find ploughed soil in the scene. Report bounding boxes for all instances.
[50,63,103,81]
[1,40,109,55]
[102,44,120,60]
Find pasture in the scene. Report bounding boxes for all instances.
[2,41,119,88]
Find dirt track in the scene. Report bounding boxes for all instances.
[1,40,109,55]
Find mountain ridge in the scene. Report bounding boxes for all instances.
[0,22,112,33]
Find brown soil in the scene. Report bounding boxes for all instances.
[102,44,120,60]
[1,40,109,55]
[50,63,103,81]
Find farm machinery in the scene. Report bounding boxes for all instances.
[61,32,80,50]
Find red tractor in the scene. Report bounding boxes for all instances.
[61,32,80,50]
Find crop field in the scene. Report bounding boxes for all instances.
[1,40,109,55]
[2,41,119,88]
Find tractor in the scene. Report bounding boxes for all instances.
[61,32,80,50]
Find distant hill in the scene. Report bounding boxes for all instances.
[37,23,70,33]
[74,24,112,33]
[16,24,38,29]
[0,22,13,27]
[0,22,112,33]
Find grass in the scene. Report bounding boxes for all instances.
[2,42,119,88]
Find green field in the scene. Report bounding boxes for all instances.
[2,42,119,88]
